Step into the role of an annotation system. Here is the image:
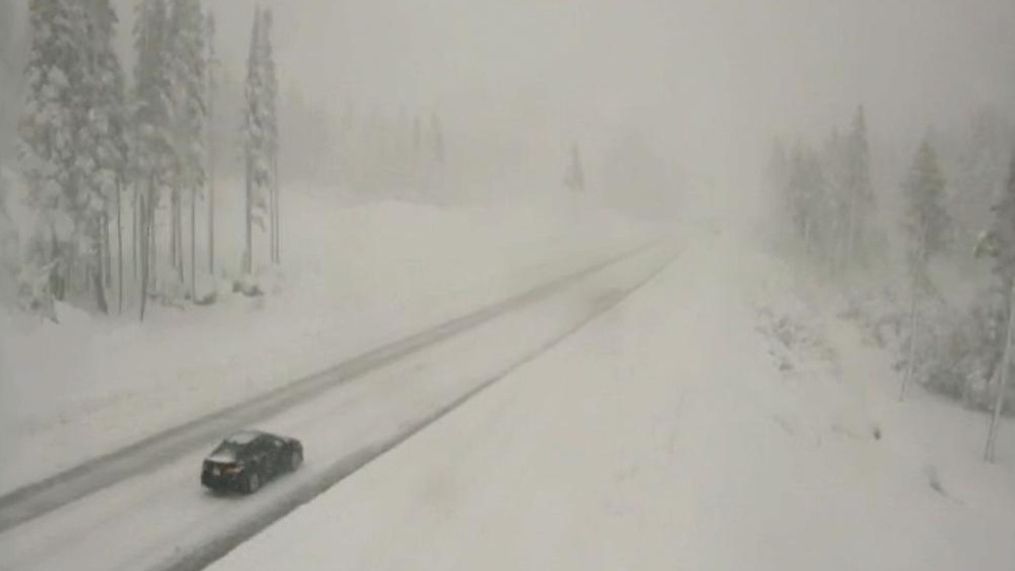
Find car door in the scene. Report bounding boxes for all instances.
[264,436,286,473]
[248,436,274,477]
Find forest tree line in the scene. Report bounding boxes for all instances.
[769,104,1015,459]
[12,0,279,321]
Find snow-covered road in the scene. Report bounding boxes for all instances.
[208,231,1015,571]
[0,244,676,571]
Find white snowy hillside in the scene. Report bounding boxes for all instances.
[211,226,1015,571]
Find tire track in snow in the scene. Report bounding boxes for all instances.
[161,246,680,571]
[0,243,651,534]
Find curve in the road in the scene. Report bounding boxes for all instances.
[161,246,679,571]
[0,243,651,534]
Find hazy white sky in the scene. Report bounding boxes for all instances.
[192,0,1015,185]
[7,0,1014,192]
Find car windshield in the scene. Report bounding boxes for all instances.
[209,432,260,459]
[209,441,243,460]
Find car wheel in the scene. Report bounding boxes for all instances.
[245,471,261,494]
[289,449,303,471]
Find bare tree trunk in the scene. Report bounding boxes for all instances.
[93,235,108,315]
[986,283,1015,462]
[174,187,184,285]
[802,218,812,258]
[170,189,178,272]
[208,139,216,275]
[900,275,919,401]
[150,188,158,297]
[274,154,280,263]
[268,181,275,265]
[139,186,149,321]
[102,212,112,287]
[116,179,123,313]
[845,190,857,269]
[190,185,196,300]
[244,158,253,274]
[900,229,927,402]
[132,186,138,282]
[50,232,65,302]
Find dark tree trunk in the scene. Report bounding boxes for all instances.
[94,242,108,314]
[208,153,215,275]
[170,188,178,272]
[244,157,253,274]
[102,212,112,287]
[190,185,196,300]
[132,186,138,282]
[116,179,124,313]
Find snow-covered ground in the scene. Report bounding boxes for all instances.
[0,185,649,495]
[0,241,674,571]
[212,228,1015,571]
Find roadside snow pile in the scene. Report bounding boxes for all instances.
[211,231,1015,571]
[756,299,840,381]
[0,186,650,495]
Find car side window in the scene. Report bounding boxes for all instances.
[253,437,269,455]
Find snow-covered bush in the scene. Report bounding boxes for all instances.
[844,278,1014,413]
[839,286,906,351]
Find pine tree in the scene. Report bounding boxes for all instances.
[899,139,949,401]
[786,144,826,256]
[18,0,89,311]
[79,0,128,314]
[955,108,1010,247]
[243,7,275,274]
[983,152,1015,460]
[132,0,172,319]
[260,8,279,264]
[167,0,207,299]
[988,154,1015,289]
[206,9,217,276]
[905,141,949,265]
[843,105,874,266]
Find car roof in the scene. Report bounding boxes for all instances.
[224,430,265,445]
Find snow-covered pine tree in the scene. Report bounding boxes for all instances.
[983,152,1015,460]
[957,108,1012,249]
[167,0,207,299]
[899,139,949,401]
[206,9,217,275]
[260,8,279,264]
[79,0,128,314]
[242,7,271,274]
[820,128,851,274]
[18,0,90,313]
[132,0,173,319]
[990,153,1015,291]
[786,143,826,257]
[843,106,874,267]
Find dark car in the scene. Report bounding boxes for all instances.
[201,430,303,494]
